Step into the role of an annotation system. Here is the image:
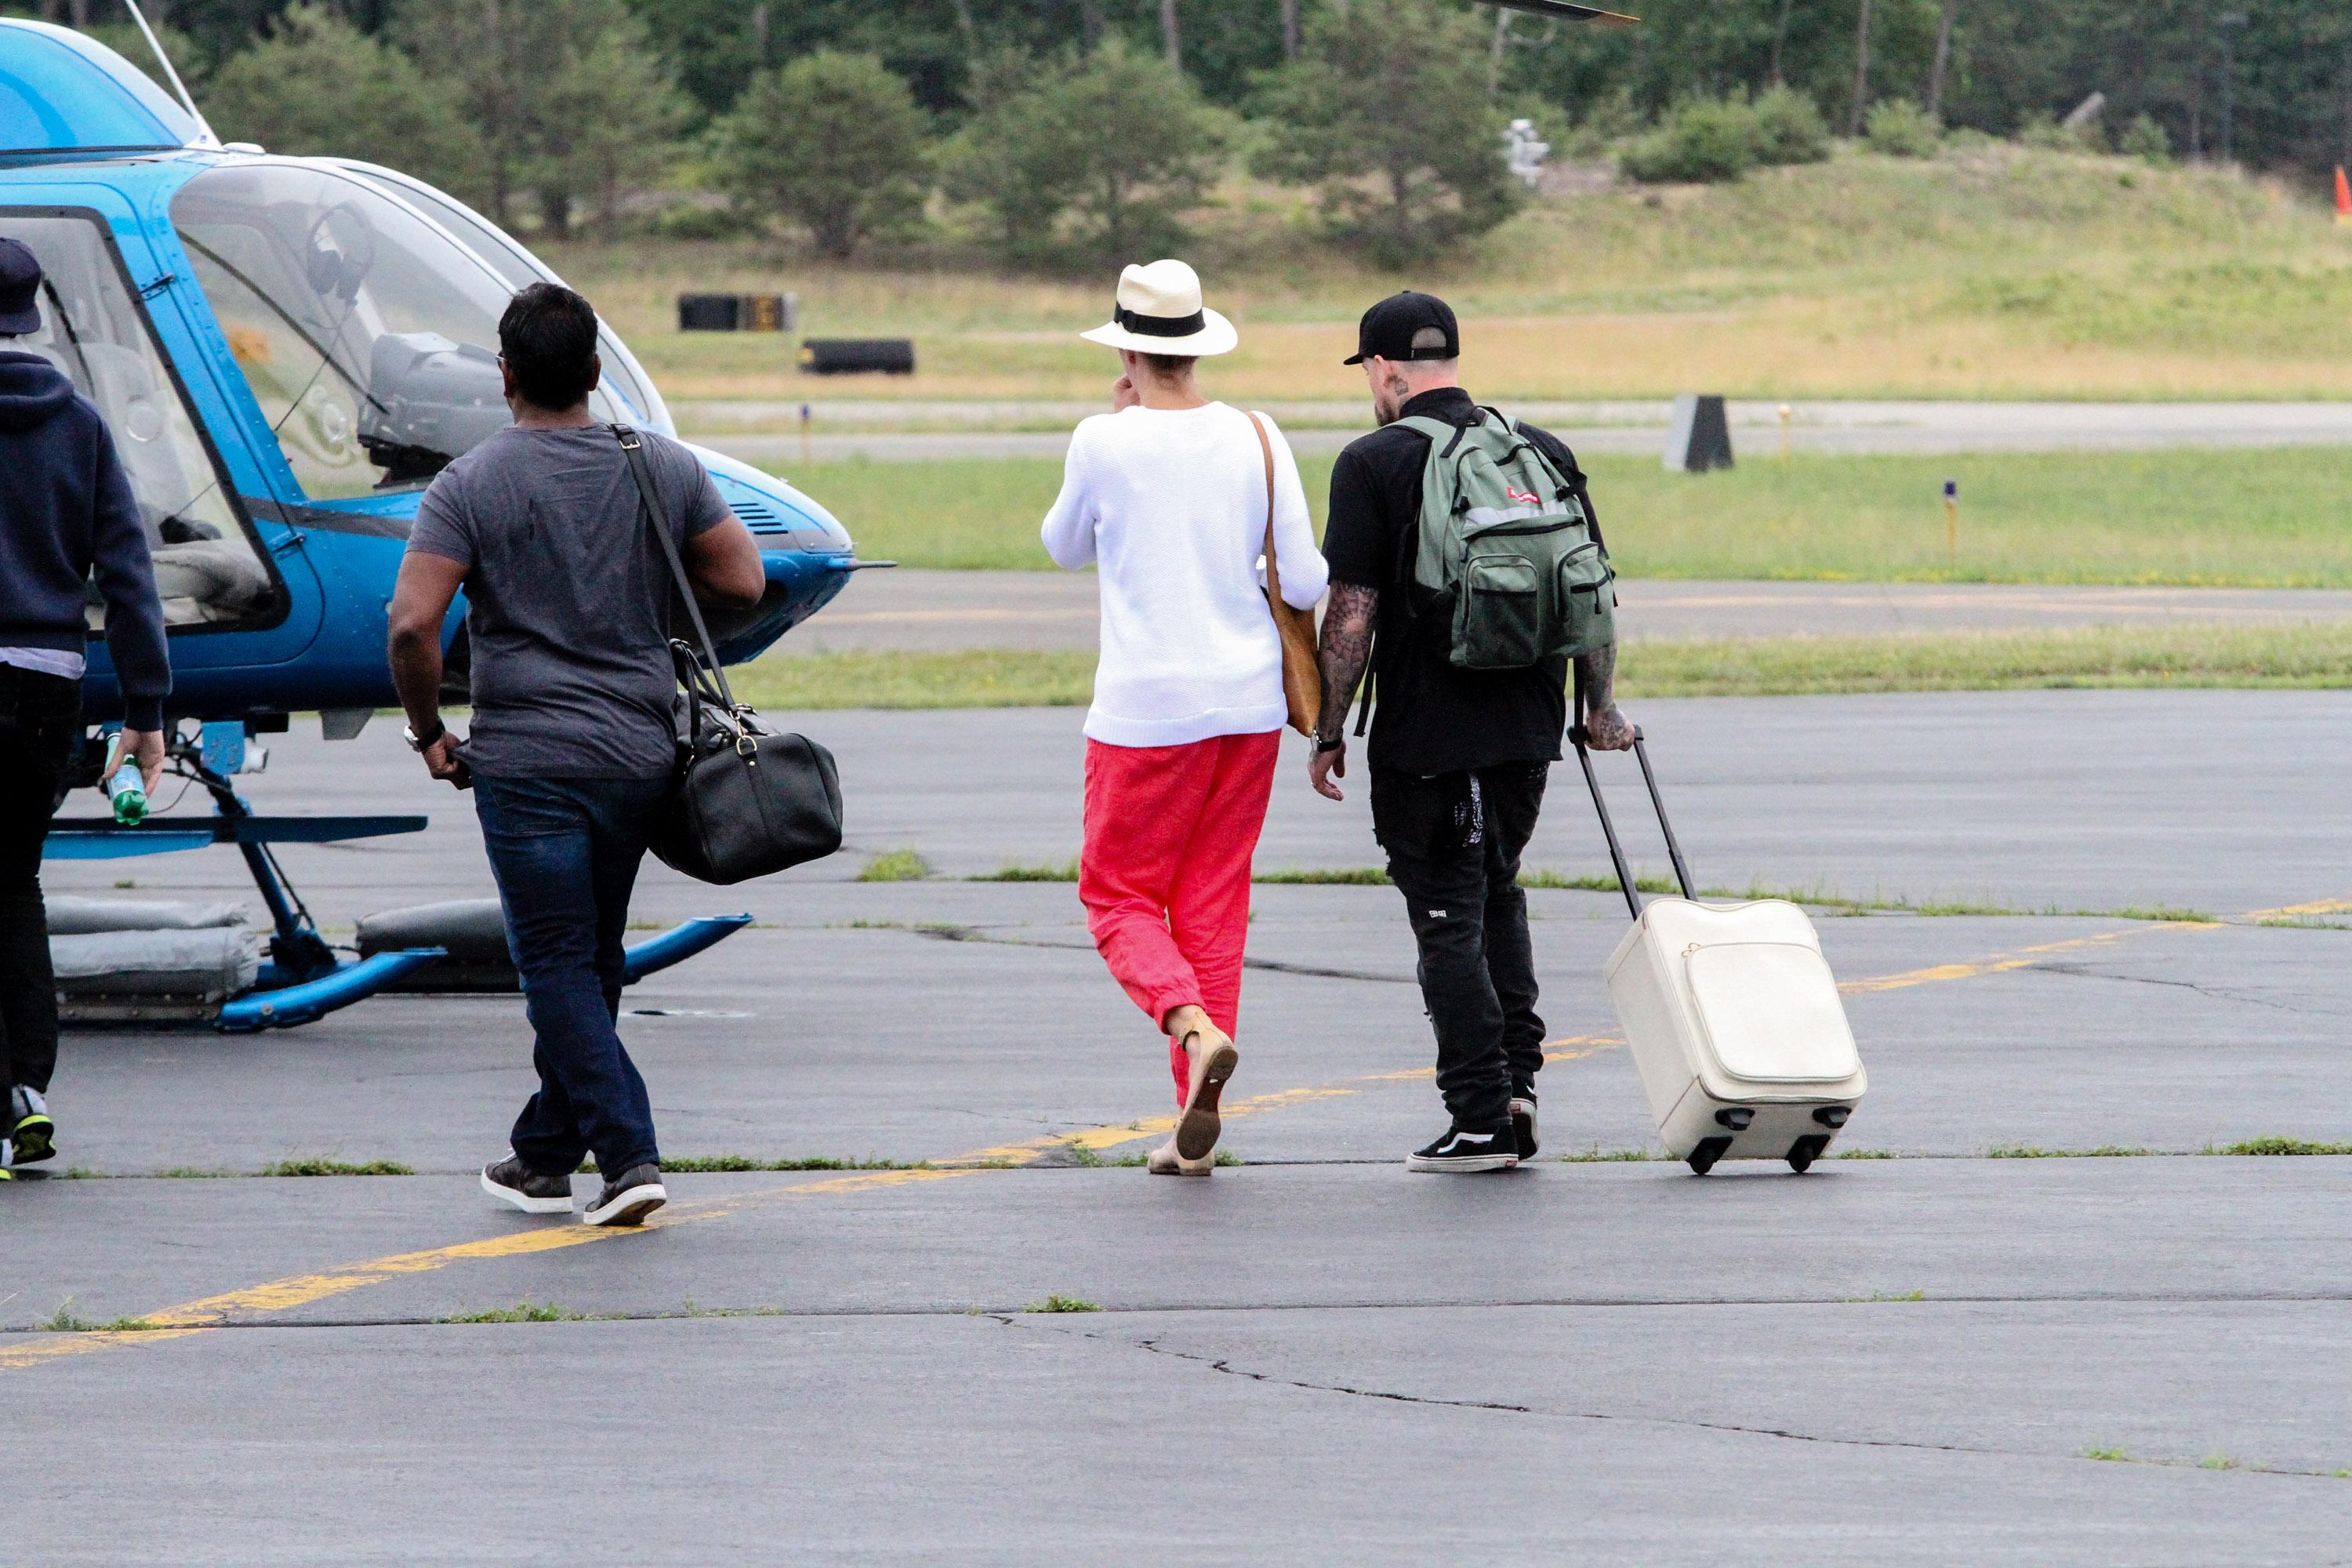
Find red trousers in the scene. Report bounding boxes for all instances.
[1080,730,1281,1102]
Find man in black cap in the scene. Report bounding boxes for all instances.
[0,235,169,1178]
[1310,289,1633,1173]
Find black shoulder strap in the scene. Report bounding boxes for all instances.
[612,423,739,715]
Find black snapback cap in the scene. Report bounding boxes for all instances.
[0,238,42,337]
[1343,290,1460,365]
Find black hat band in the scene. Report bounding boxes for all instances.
[1115,303,1206,338]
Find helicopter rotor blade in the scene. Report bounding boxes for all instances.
[1486,0,1642,24]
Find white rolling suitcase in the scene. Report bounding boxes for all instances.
[1571,692,1867,1175]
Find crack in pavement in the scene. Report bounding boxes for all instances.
[1011,1317,2352,1484]
[2029,964,2338,1015]
[901,922,1414,984]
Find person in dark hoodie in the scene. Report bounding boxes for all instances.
[0,235,169,1179]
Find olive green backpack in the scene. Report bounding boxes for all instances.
[1394,407,1615,670]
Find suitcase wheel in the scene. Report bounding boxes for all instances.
[1787,1134,1831,1174]
[1686,1136,1733,1176]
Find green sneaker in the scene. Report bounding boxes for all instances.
[12,1116,53,1165]
[10,1087,53,1165]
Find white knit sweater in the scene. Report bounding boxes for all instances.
[1041,403,1329,748]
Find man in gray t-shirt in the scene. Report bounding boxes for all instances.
[407,423,733,779]
[388,282,763,1229]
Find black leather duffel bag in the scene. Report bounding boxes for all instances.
[615,425,844,884]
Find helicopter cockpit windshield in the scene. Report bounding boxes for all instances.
[3,212,276,631]
[172,162,627,500]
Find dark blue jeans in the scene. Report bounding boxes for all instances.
[473,771,673,1178]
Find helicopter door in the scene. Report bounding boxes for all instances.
[0,204,321,674]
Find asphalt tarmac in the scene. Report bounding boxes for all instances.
[13,691,2352,1563]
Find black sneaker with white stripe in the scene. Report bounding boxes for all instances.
[1406,1123,1520,1174]
[1508,1081,1538,1160]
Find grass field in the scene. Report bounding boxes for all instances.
[726,623,2352,712]
[787,446,2352,587]
[549,147,2352,404]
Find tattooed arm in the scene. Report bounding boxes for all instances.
[1308,582,1379,800]
[1576,640,1635,751]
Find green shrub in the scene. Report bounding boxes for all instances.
[1621,97,1759,185]
[2116,113,2172,165]
[1621,89,1834,185]
[2018,110,2105,154]
[946,38,1229,270]
[1250,0,1518,264]
[1752,86,1832,165]
[717,52,930,260]
[1864,98,1942,158]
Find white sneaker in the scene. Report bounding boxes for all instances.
[1173,1027,1239,1164]
[1145,1138,1213,1177]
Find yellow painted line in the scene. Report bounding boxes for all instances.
[1,920,2205,1375]
[1838,923,2218,995]
[0,1327,208,1370]
[2245,897,2352,920]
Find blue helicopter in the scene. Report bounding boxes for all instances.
[2,17,878,1027]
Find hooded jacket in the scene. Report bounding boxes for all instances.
[0,348,169,730]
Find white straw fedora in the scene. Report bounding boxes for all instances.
[1079,259,1238,357]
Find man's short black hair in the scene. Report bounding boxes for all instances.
[499,281,601,410]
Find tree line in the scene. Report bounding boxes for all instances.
[29,0,2352,264]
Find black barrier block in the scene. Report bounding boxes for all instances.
[800,338,916,376]
[678,293,742,332]
[1664,393,1735,472]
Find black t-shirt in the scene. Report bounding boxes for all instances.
[1322,387,1595,776]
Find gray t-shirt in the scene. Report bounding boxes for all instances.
[408,425,734,779]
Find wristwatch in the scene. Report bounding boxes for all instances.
[1314,734,1346,754]
[403,720,445,753]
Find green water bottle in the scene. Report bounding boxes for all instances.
[109,761,147,826]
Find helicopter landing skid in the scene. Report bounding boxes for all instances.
[46,732,435,1029]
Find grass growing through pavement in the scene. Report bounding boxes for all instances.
[1252,867,1392,886]
[2213,1137,2352,1156]
[729,625,2352,713]
[260,1158,415,1178]
[1024,1296,1100,1313]
[971,859,1080,883]
[855,848,934,882]
[1987,1145,2155,1159]
[39,1301,166,1333]
[580,1154,931,1173]
[776,448,2352,588]
[438,1301,609,1324]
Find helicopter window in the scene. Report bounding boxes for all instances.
[0,212,275,633]
[170,162,628,501]
[328,162,672,434]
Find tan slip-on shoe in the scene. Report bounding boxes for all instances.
[1173,1026,1240,1163]
[1147,1138,1214,1176]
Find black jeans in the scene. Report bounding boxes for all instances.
[473,771,673,1179]
[1372,763,1550,1131]
[0,666,82,1099]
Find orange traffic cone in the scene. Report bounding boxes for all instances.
[2336,166,2351,227]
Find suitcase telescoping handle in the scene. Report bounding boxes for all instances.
[1570,662,1697,920]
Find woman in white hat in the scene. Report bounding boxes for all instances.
[1041,259,1327,1176]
